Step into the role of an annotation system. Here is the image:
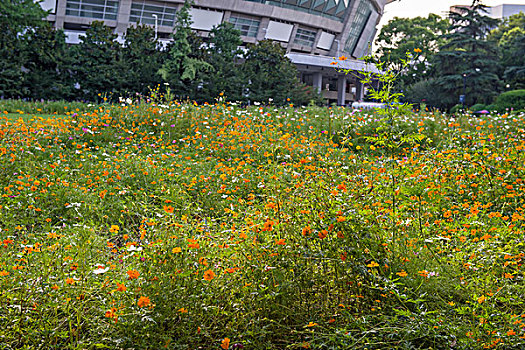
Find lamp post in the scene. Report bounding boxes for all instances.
[460,68,480,109]
[152,14,158,40]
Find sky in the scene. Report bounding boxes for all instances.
[378,0,525,29]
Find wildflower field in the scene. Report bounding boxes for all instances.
[1,101,525,349]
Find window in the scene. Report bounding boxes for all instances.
[242,0,350,22]
[344,0,372,55]
[228,15,260,37]
[66,0,119,20]
[294,28,317,47]
[129,0,177,27]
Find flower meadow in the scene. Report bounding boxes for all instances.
[1,101,525,349]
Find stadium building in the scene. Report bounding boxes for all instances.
[40,0,393,105]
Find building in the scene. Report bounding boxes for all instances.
[450,3,525,19]
[487,3,525,19]
[41,0,394,105]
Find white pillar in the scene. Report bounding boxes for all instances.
[313,72,322,94]
[337,75,346,106]
[356,80,364,101]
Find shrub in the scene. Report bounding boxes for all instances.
[495,89,525,111]
[450,104,463,114]
[470,103,486,112]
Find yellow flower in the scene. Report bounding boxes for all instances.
[306,321,318,327]
[414,48,422,53]
[172,247,182,253]
[366,261,379,268]
[396,270,408,277]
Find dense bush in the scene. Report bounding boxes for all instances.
[470,103,486,112]
[495,89,525,111]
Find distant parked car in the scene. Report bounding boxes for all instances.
[351,102,386,109]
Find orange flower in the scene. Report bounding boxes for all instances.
[203,269,216,281]
[0,270,9,276]
[65,277,75,285]
[275,238,285,245]
[414,48,422,53]
[116,282,127,292]
[220,338,230,349]
[163,205,174,214]
[318,230,328,239]
[336,216,346,222]
[127,270,140,280]
[137,296,151,308]
[339,55,347,61]
[178,307,188,313]
[105,307,118,321]
[302,226,311,236]
[109,224,119,233]
[262,219,274,231]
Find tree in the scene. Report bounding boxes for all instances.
[0,0,47,98]
[120,25,164,95]
[70,21,123,101]
[22,24,75,100]
[432,0,502,108]
[159,0,211,100]
[199,23,243,102]
[242,40,319,106]
[489,13,525,89]
[375,14,449,90]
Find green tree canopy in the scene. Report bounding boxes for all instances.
[432,0,502,108]
[120,25,164,95]
[22,24,75,100]
[243,40,318,106]
[0,0,47,97]
[199,23,243,102]
[489,13,525,89]
[375,14,449,89]
[159,0,211,100]
[71,21,123,101]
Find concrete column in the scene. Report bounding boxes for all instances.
[313,72,323,94]
[222,10,232,22]
[356,80,364,101]
[337,75,347,106]
[257,17,270,41]
[54,0,67,29]
[286,24,299,53]
[116,0,133,35]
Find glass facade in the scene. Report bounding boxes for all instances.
[294,28,317,47]
[228,15,260,37]
[129,0,177,27]
[65,0,119,20]
[344,0,372,55]
[243,0,351,22]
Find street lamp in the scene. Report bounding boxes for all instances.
[461,68,480,108]
[152,14,158,40]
